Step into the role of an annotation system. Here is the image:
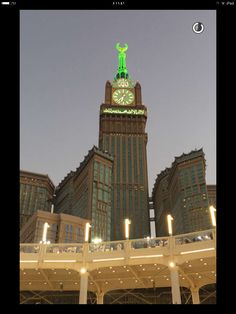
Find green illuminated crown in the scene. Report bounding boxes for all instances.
[115,43,129,80]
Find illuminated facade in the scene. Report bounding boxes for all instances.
[54,146,113,241]
[153,149,212,236]
[98,43,150,240]
[20,210,90,243]
[20,170,55,229]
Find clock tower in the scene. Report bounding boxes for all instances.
[99,43,150,240]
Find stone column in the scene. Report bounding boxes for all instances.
[191,287,200,304]
[169,266,181,304]
[79,271,88,304]
[96,292,104,304]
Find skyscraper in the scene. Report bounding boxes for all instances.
[99,43,150,240]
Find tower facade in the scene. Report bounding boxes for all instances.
[99,43,150,240]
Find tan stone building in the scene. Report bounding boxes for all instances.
[20,170,55,229]
[20,210,90,243]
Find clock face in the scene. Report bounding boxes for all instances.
[112,89,134,105]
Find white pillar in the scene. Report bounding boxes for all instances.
[169,266,181,304]
[191,287,200,304]
[79,272,88,304]
[96,292,104,304]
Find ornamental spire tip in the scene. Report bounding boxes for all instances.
[115,42,129,79]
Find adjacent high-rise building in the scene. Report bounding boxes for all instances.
[20,210,90,244]
[153,149,212,236]
[152,168,170,237]
[98,43,150,240]
[20,170,55,229]
[54,146,113,241]
[207,184,216,208]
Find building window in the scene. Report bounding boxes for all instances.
[192,185,198,194]
[65,224,73,242]
[104,191,108,202]
[76,227,83,243]
[49,223,58,243]
[98,189,103,201]
[111,137,115,159]
[133,137,137,180]
[94,161,99,181]
[128,137,132,183]
[117,189,120,212]
[139,138,144,184]
[129,190,133,211]
[200,184,206,193]
[186,187,192,196]
[105,166,109,185]
[122,136,126,183]
[100,164,104,183]
[117,137,120,183]
[105,135,109,152]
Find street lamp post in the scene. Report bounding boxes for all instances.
[124,218,131,239]
[84,222,91,242]
[209,205,216,227]
[167,214,174,236]
[40,222,50,244]
[166,214,181,304]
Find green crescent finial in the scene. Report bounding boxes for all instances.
[115,42,129,79]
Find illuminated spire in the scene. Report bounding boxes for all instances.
[115,42,129,79]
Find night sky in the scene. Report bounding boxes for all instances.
[20,10,216,194]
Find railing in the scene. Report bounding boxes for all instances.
[174,229,214,246]
[45,243,84,254]
[20,244,40,253]
[20,228,216,257]
[130,237,169,249]
[89,241,124,253]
